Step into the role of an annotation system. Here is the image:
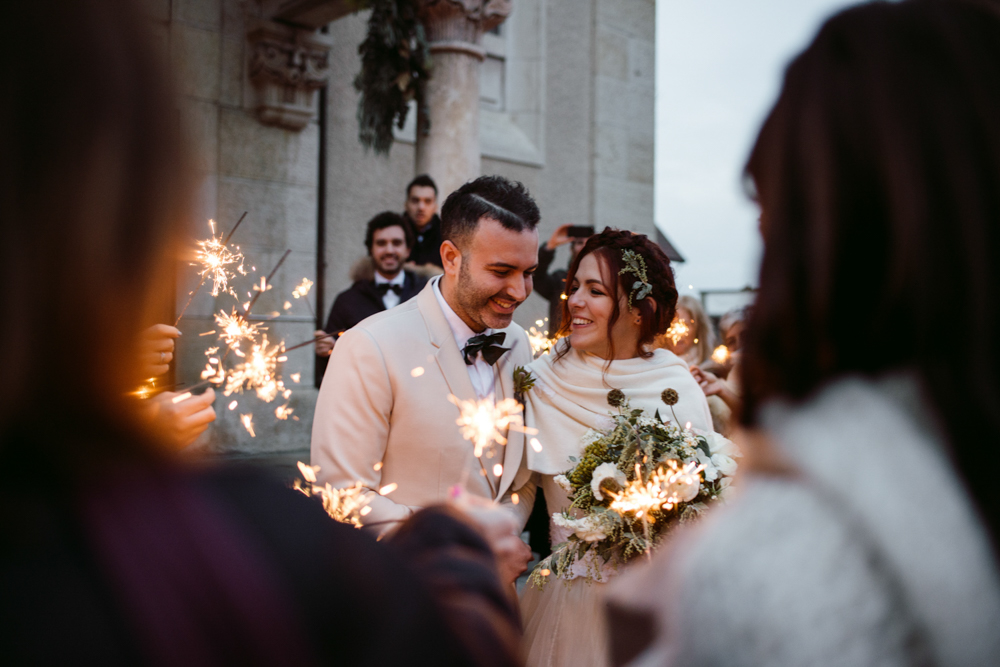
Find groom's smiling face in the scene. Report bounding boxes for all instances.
[442,217,539,331]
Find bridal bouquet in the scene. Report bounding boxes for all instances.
[529,388,738,587]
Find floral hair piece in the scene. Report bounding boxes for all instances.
[619,249,652,310]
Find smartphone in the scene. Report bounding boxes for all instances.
[567,225,595,238]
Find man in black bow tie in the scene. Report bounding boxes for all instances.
[314,212,427,372]
[312,176,540,587]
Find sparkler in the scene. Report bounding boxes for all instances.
[242,249,291,318]
[607,460,704,557]
[240,413,255,437]
[448,395,526,458]
[223,334,286,402]
[215,308,261,351]
[292,278,313,299]
[174,214,249,325]
[711,345,731,365]
[527,318,554,357]
[293,462,372,528]
[664,316,691,346]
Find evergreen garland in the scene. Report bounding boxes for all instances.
[353,0,431,155]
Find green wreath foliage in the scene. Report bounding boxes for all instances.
[353,0,431,155]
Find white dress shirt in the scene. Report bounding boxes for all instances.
[432,279,498,400]
[374,270,405,310]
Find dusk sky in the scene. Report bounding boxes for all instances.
[655,0,857,309]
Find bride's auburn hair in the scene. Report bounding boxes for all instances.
[555,228,678,361]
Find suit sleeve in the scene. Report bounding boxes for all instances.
[310,327,414,534]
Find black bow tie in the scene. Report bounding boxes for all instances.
[376,283,402,296]
[462,332,508,366]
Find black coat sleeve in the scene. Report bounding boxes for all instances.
[532,246,565,303]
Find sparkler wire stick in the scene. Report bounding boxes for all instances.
[174,212,249,326]
[243,249,291,317]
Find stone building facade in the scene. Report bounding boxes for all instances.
[153,0,656,463]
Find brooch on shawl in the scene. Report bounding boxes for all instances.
[513,366,536,405]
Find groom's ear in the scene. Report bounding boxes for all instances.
[441,240,462,277]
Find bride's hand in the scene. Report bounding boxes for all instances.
[449,491,533,586]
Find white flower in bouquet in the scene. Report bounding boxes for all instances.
[554,474,574,494]
[591,462,627,501]
[696,450,720,482]
[706,431,740,457]
[664,472,701,503]
[636,416,661,430]
[553,513,607,543]
[711,452,739,477]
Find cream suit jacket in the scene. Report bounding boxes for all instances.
[310,278,534,534]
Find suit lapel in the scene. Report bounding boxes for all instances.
[494,331,525,498]
[358,280,386,312]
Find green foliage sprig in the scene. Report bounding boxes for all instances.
[354,0,431,155]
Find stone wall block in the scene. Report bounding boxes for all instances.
[505,59,541,113]
[175,0,221,31]
[220,36,245,107]
[594,125,627,179]
[222,0,246,37]
[593,75,630,129]
[596,27,628,81]
[627,131,654,184]
[626,86,654,135]
[171,24,221,100]
[594,178,654,235]
[180,99,220,173]
[219,108,318,186]
[596,0,654,38]
[628,37,654,87]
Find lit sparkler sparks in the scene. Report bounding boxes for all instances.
[275,403,294,420]
[448,395,526,458]
[194,219,247,297]
[664,316,691,346]
[293,462,372,527]
[711,345,731,365]
[223,334,287,402]
[607,460,704,519]
[292,278,314,299]
[214,308,261,350]
[527,318,554,357]
[240,413,255,437]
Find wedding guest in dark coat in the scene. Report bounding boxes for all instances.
[314,212,427,378]
[0,3,524,664]
[402,174,444,271]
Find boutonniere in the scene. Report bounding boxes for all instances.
[513,366,536,405]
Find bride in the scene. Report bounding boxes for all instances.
[516,228,713,666]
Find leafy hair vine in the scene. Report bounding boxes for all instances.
[619,249,652,310]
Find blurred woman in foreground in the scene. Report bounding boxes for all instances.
[609,1,1000,665]
[0,2,520,664]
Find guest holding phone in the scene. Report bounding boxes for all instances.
[535,223,594,332]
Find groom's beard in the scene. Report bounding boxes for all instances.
[455,260,522,330]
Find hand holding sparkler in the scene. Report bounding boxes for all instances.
[449,487,532,586]
[138,324,180,377]
[139,388,216,449]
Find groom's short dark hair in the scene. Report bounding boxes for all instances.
[440,175,540,247]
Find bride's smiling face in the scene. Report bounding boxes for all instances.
[566,253,642,359]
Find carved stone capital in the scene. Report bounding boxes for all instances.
[247,19,333,131]
[417,0,512,52]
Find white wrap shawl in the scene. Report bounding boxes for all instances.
[523,345,713,475]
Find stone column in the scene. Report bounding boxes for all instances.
[415,0,511,199]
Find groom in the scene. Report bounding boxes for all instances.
[311,175,539,577]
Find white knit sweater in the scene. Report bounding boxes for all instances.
[610,375,1000,667]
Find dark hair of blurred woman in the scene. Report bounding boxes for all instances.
[0,3,521,665]
[741,0,1000,550]
[555,228,678,362]
[0,0,190,460]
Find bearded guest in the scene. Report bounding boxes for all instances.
[311,175,540,586]
[314,212,427,377]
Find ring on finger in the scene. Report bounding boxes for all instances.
[160,351,166,364]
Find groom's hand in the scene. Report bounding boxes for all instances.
[451,493,533,586]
